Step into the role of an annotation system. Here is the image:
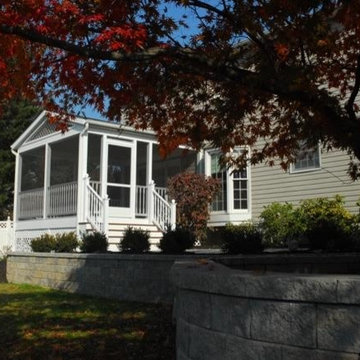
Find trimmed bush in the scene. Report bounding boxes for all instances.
[80,232,108,253]
[259,202,304,248]
[31,234,57,252]
[54,232,79,253]
[120,227,150,253]
[159,227,195,254]
[298,195,355,251]
[31,232,79,253]
[221,223,263,254]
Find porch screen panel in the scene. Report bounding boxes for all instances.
[21,146,45,191]
[152,145,197,187]
[107,145,131,207]
[136,142,147,186]
[87,134,101,181]
[50,135,79,185]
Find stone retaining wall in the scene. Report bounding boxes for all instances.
[171,260,360,360]
[0,259,6,283]
[216,252,360,274]
[6,253,200,303]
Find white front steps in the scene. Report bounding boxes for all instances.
[108,222,163,252]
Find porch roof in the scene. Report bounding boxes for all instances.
[11,111,157,151]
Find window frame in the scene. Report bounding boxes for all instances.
[290,143,321,174]
[206,148,250,214]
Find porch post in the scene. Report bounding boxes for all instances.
[43,143,51,219]
[100,135,107,199]
[12,150,21,222]
[77,124,89,228]
[148,180,155,222]
[131,141,137,219]
[170,199,176,230]
[103,194,109,235]
[146,142,153,186]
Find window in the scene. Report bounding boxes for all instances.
[211,153,227,211]
[291,144,320,172]
[233,169,248,210]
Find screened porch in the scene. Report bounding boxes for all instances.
[16,131,197,228]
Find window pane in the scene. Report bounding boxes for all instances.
[233,179,248,210]
[211,153,227,211]
[108,146,131,184]
[293,145,320,171]
[107,186,130,207]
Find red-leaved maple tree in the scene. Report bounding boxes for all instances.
[1,1,360,177]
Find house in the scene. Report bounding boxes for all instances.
[11,111,360,251]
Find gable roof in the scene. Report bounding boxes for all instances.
[11,111,156,151]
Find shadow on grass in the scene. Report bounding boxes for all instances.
[0,283,175,360]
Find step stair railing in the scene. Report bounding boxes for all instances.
[148,181,176,232]
[84,174,109,234]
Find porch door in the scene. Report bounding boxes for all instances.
[107,140,135,218]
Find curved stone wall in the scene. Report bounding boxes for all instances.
[171,260,360,360]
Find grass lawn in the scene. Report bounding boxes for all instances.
[0,283,175,360]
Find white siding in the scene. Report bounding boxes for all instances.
[252,148,360,220]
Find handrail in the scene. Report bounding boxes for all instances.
[150,183,176,231]
[84,175,109,235]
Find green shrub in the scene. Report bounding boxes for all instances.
[198,227,225,249]
[80,232,108,253]
[259,202,304,248]
[54,232,79,253]
[221,223,263,254]
[31,234,57,252]
[31,232,80,253]
[159,227,195,254]
[298,195,355,251]
[119,227,150,253]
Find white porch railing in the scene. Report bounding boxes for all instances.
[90,180,101,195]
[155,187,168,201]
[84,175,109,234]
[18,188,44,219]
[0,217,14,253]
[48,181,78,217]
[136,185,148,217]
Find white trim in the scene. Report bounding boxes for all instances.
[100,134,108,199]
[15,216,77,231]
[11,111,48,150]
[106,138,135,218]
[18,128,81,153]
[205,147,251,224]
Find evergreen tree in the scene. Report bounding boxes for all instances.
[0,99,40,219]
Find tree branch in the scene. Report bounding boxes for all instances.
[345,54,360,122]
